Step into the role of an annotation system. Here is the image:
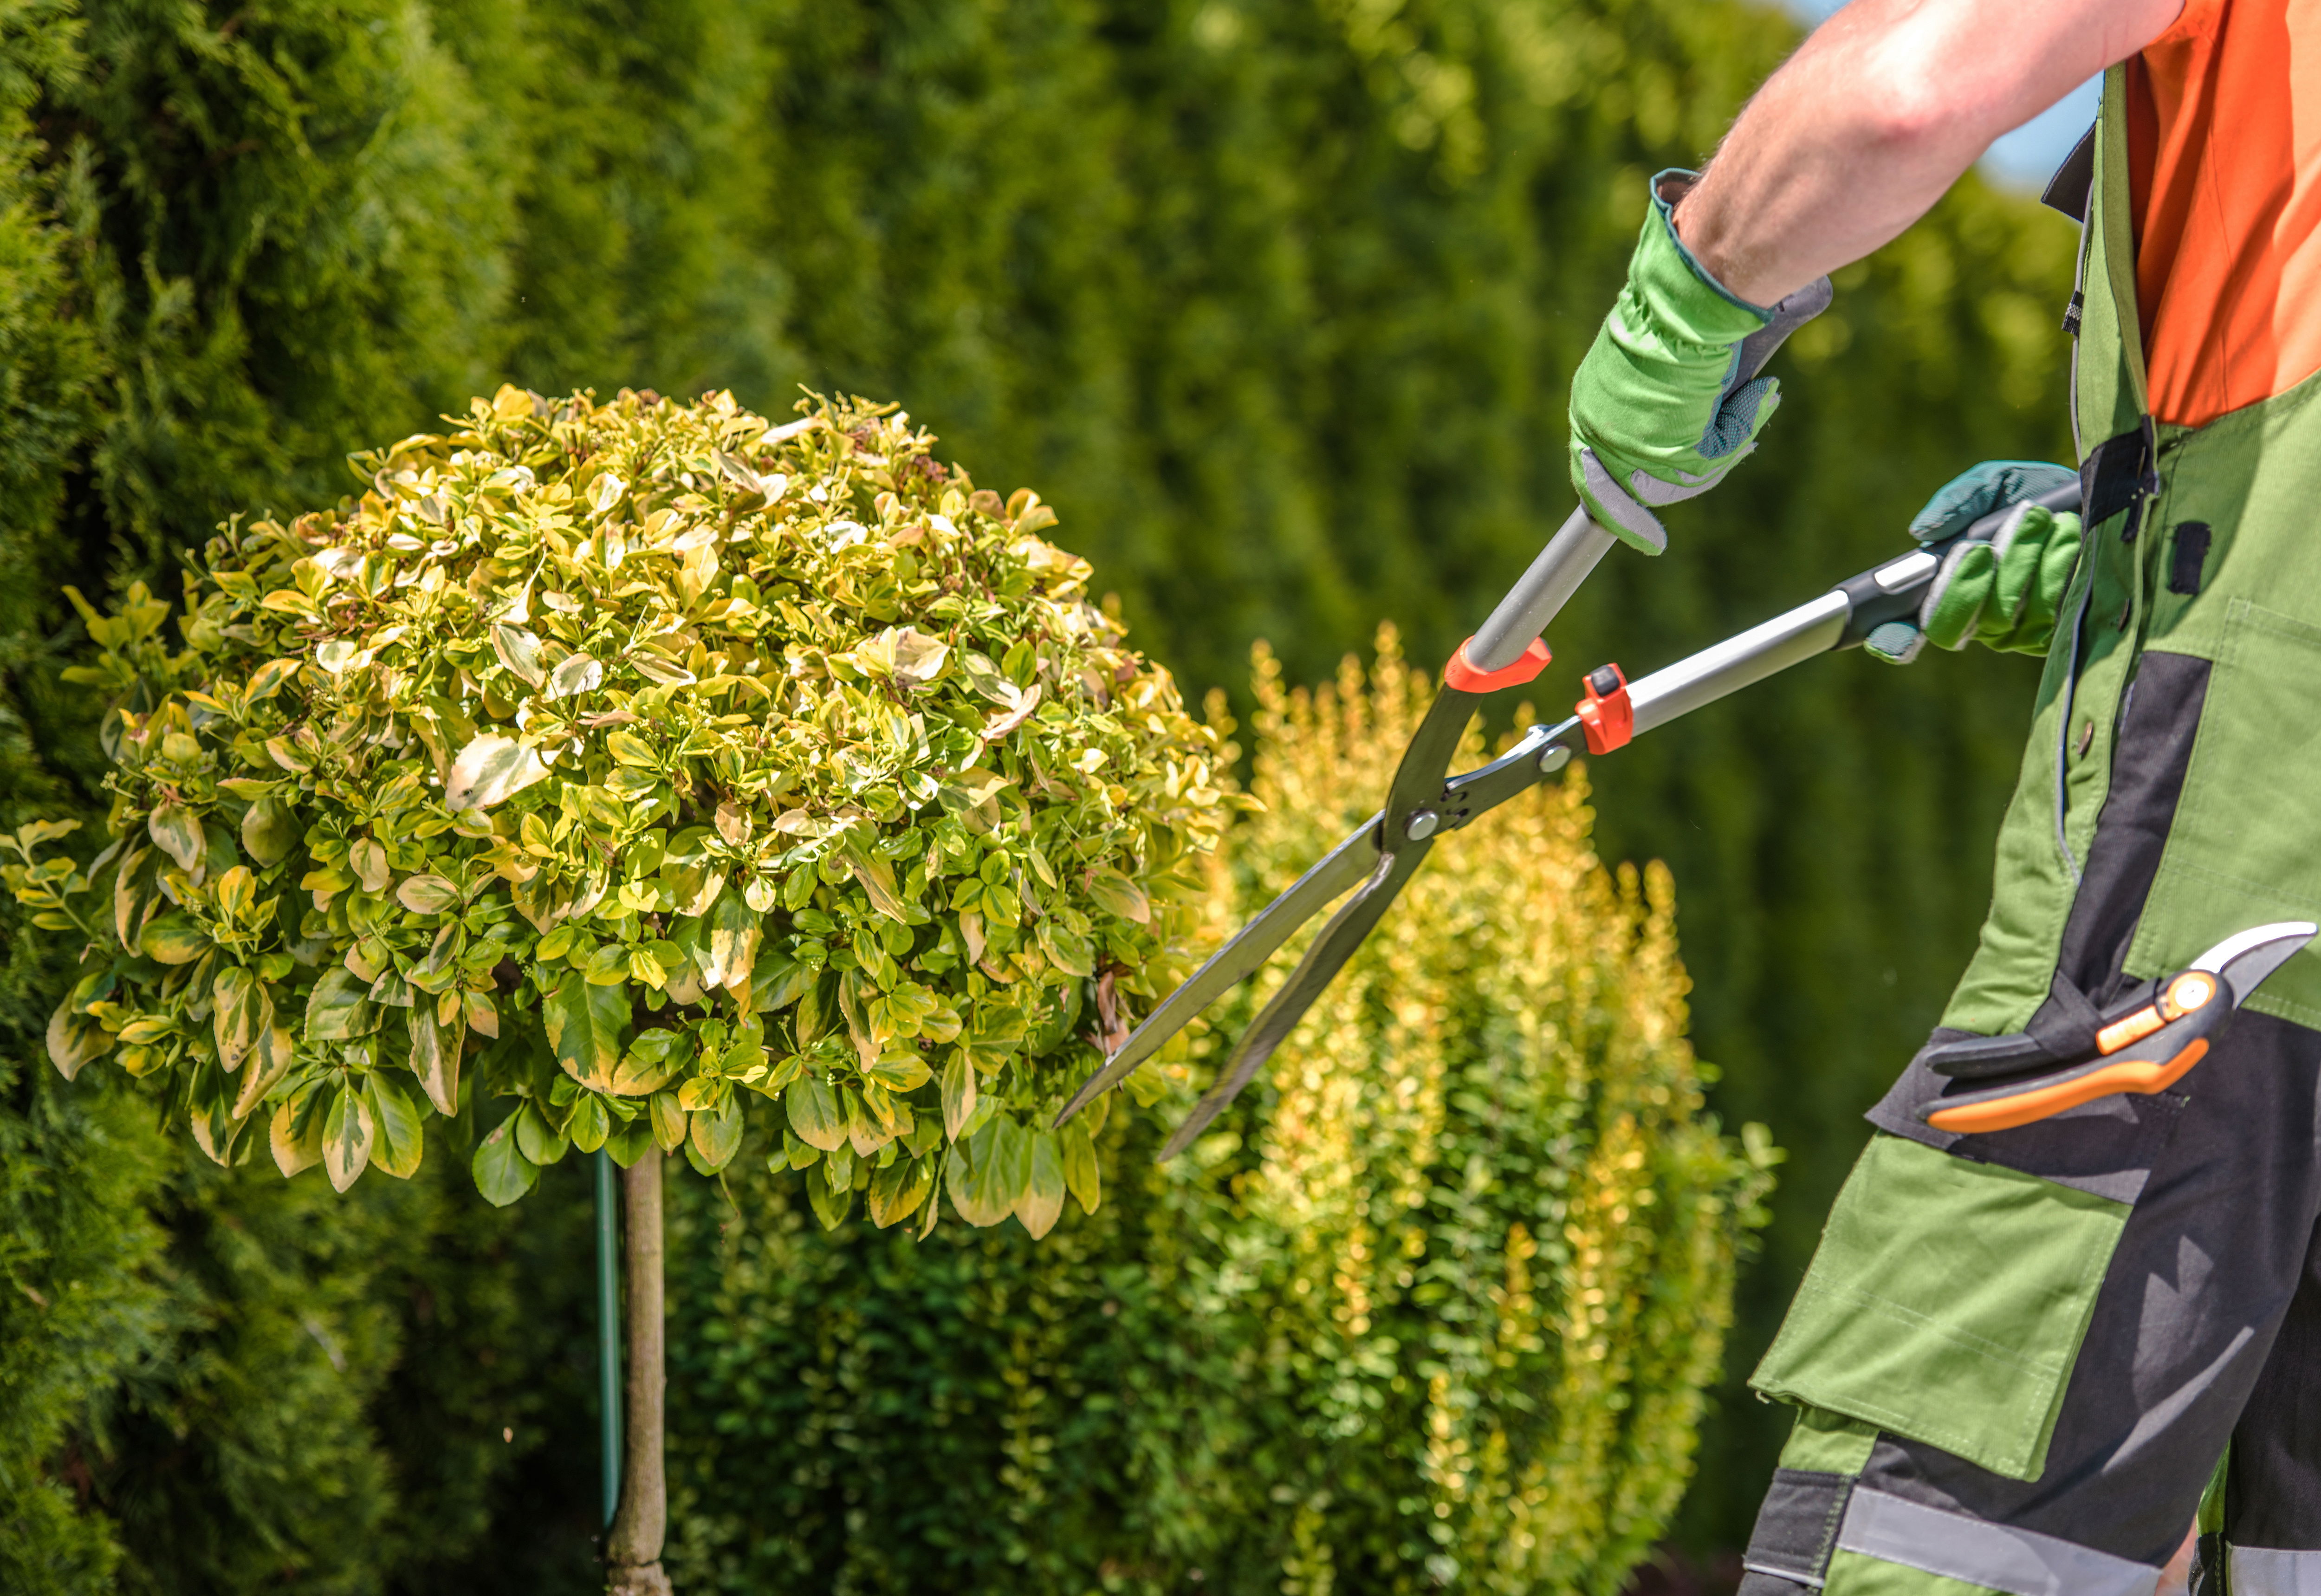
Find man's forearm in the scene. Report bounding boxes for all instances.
[1674,0,2182,308]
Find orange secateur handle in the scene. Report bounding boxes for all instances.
[1922,968,2229,1135]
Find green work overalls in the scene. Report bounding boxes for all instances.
[1733,67,2321,1596]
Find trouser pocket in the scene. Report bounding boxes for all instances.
[1751,1134,2128,1482]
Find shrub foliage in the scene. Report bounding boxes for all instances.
[12,390,1223,1232]
[660,637,1775,1594]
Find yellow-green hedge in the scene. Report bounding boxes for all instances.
[663,635,1773,1593]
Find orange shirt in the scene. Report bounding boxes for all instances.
[2128,0,2321,427]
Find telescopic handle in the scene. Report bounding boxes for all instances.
[1621,480,2086,739]
[1467,506,1618,673]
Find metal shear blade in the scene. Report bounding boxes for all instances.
[1050,816,1381,1125]
[1154,843,1423,1161]
[1057,674,1556,1156]
[2195,920,2319,994]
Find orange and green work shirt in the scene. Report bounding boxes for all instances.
[2129,0,2321,427]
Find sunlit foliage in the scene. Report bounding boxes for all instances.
[0,0,2073,1580]
[10,392,1224,1229]
[661,636,1774,1593]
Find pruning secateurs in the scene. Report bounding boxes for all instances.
[1916,921,2317,1135]
[1056,478,2101,1159]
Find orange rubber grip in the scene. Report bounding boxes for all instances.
[1575,663,1633,755]
[1926,1038,2209,1135]
[2095,970,2219,1056]
[2094,1006,2165,1056]
[1442,637,1551,694]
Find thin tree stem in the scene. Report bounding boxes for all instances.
[604,1151,670,1596]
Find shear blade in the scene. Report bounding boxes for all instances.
[1051,815,1381,1127]
[1057,674,1506,1140]
[1156,843,1425,1161]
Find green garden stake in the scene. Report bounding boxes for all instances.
[597,1148,622,1528]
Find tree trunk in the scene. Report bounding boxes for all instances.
[605,1150,671,1596]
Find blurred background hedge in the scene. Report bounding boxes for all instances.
[0,0,2073,1587]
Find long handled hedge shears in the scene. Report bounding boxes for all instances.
[1054,475,2270,1157]
[1051,298,1824,1151]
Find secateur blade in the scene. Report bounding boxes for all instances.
[2197,920,2320,993]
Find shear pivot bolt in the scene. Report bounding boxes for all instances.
[1537,744,1572,775]
[1404,810,1440,841]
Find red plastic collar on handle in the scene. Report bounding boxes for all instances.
[1442,636,1551,694]
[1575,663,1633,755]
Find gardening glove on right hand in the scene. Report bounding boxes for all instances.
[1863,461,2085,665]
[1567,169,1833,553]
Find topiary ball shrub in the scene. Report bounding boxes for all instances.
[14,388,1229,1233]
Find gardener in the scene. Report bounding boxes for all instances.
[1568,0,2321,1587]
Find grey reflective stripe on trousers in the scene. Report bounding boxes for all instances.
[1835,1487,2159,1596]
[2234,1547,2321,1595]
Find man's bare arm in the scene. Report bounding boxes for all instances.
[1677,0,2183,307]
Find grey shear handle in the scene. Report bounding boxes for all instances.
[1468,505,1617,671]
[1467,275,1835,675]
[1628,480,2084,736]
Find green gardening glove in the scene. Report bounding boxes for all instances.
[1862,461,2085,665]
[1568,169,1831,552]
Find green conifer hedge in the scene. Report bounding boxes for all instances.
[1,0,2075,1583]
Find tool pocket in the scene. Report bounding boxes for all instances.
[1750,1134,2127,1482]
[2133,602,2321,1026]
